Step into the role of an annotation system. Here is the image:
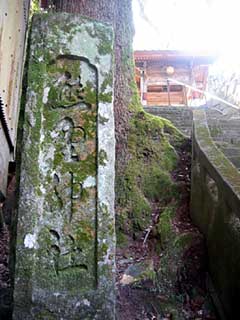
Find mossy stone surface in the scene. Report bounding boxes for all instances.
[14,13,115,319]
[191,109,240,318]
[116,95,184,237]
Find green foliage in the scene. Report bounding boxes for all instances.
[142,167,178,202]
[157,206,176,247]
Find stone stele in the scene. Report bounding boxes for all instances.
[13,13,115,320]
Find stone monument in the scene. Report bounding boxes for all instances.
[13,13,115,319]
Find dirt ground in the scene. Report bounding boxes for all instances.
[0,141,219,319]
[116,140,219,320]
[0,172,15,319]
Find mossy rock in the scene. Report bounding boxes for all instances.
[157,206,176,247]
[158,230,199,291]
[116,93,185,238]
[121,260,156,285]
[116,228,128,248]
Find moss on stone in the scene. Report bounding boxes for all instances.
[99,149,108,166]
[173,232,196,250]
[15,13,116,319]
[101,71,113,89]
[157,207,176,247]
[99,114,109,125]
[116,87,184,237]
[84,81,97,105]
[95,24,113,55]
[195,113,240,193]
[116,229,128,248]
[34,309,57,320]
[142,168,178,202]
[99,92,112,103]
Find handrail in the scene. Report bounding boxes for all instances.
[167,77,240,110]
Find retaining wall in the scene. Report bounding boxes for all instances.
[191,108,240,319]
[205,102,240,169]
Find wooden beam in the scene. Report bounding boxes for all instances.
[167,80,171,106]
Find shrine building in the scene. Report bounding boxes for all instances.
[134,50,215,107]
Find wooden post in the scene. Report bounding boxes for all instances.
[140,70,145,105]
[167,79,171,106]
[184,86,188,106]
[142,62,147,106]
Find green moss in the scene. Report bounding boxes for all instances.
[130,261,156,284]
[95,24,113,55]
[34,309,57,320]
[131,191,152,231]
[99,91,112,103]
[116,86,184,237]
[30,0,40,15]
[173,232,195,250]
[81,188,89,202]
[158,301,185,320]
[84,81,97,105]
[99,203,109,217]
[99,149,108,166]
[195,118,240,193]
[75,221,95,244]
[116,230,128,248]
[99,114,109,125]
[99,242,108,257]
[157,207,176,247]
[99,72,113,102]
[100,72,113,92]
[142,168,178,202]
[209,125,223,137]
[140,267,157,282]
[47,87,59,106]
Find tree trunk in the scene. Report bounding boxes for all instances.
[47,0,135,178]
[40,0,183,240]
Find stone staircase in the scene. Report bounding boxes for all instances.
[205,104,240,170]
[145,104,240,170]
[144,106,193,137]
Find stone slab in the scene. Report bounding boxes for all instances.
[191,109,240,319]
[13,13,115,320]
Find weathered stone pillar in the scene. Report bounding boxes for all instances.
[13,13,115,319]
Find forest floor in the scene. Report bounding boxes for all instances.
[0,174,15,319]
[0,141,219,320]
[116,140,219,320]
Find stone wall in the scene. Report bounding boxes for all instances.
[144,106,193,137]
[191,108,240,319]
[13,13,115,319]
[204,102,240,169]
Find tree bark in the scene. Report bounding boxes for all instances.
[44,0,135,178]
[39,0,185,256]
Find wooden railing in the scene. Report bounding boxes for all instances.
[167,78,240,110]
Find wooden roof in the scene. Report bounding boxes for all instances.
[134,50,216,65]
